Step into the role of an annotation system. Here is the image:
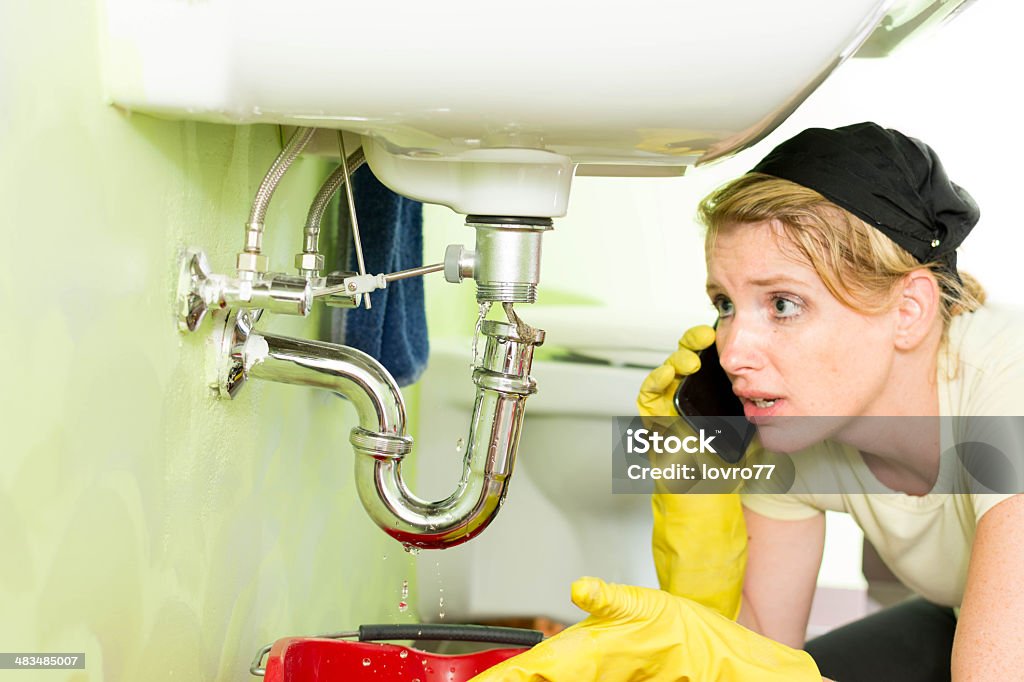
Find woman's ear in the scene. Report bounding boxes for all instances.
[894,269,941,350]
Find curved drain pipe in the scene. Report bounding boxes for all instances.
[220,313,544,549]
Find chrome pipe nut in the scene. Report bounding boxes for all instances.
[236,251,270,274]
[294,252,325,272]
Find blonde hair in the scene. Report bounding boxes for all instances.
[698,173,985,331]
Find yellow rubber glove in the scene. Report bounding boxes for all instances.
[469,577,821,682]
[637,325,747,621]
[651,493,746,620]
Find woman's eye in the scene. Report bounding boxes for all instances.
[713,297,734,317]
[771,296,802,318]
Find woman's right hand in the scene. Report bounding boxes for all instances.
[636,324,716,417]
[635,324,748,621]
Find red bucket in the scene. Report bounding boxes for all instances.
[251,624,542,682]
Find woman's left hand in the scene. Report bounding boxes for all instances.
[469,577,822,682]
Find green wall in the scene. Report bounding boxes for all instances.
[0,2,419,681]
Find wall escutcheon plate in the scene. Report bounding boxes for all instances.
[177,248,213,332]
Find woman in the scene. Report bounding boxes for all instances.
[472,123,1024,682]
[698,122,1024,681]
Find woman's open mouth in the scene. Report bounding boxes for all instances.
[740,395,784,420]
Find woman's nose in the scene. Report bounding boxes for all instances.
[716,322,764,376]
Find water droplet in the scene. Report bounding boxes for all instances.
[455,437,464,453]
[404,544,420,556]
[399,650,409,659]
[402,579,409,599]
[398,600,408,612]
[362,658,371,667]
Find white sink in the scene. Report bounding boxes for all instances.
[99,0,959,215]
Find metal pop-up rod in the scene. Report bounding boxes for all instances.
[338,131,371,310]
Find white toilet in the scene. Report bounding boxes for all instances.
[412,306,703,625]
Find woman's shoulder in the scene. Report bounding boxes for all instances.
[948,304,1024,374]
[944,304,1024,415]
[951,304,1024,351]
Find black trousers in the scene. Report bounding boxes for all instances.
[805,598,957,682]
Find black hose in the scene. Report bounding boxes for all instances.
[358,624,543,647]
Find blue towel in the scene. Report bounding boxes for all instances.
[331,165,428,387]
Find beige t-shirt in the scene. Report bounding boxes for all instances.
[742,305,1024,607]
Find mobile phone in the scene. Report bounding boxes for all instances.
[672,333,756,464]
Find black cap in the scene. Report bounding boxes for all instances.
[750,122,979,275]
